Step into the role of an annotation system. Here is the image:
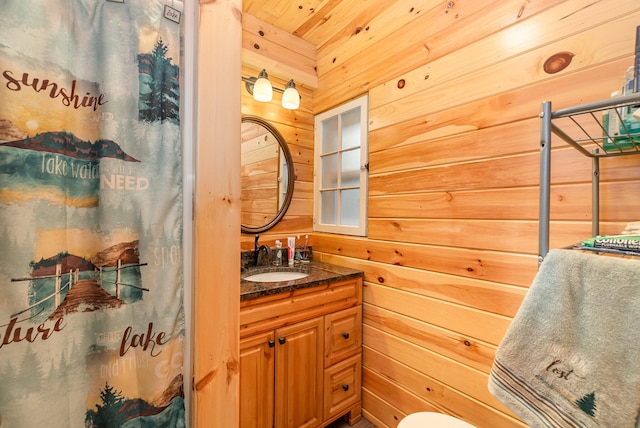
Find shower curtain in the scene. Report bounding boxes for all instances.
[0,1,186,426]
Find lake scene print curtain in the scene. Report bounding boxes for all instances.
[0,1,185,426]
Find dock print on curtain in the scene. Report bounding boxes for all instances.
[0,1,185,426]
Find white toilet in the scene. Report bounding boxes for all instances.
[398,412,476,427]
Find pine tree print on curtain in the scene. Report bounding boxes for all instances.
[139,39,180,124]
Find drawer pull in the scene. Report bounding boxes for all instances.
[268,340,275,348]
[342,384,349,391]
[278,337,286,345]
[342,332,350,339]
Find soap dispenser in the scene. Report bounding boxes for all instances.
[273,240,283,266]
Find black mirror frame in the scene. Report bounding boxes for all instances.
[240,115,295,234]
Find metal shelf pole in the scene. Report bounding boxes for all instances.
[539,101,552,265]
[592,149,600,237]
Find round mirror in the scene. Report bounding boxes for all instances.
[241,115,295,233]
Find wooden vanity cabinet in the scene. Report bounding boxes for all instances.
[240,277,362,428]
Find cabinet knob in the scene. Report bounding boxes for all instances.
[342,384,349,391]
[342,332,350,339]
[278,337,286,345]
[268,340,275,348]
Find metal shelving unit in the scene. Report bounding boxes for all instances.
[538,92,640,263]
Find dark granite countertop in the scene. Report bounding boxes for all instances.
[240,261,363,301]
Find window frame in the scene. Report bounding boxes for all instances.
[313,95,368,236]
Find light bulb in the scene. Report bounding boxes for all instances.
[281,80,300,110]
[253,69,272,102]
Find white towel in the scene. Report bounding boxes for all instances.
[488,249,640,427]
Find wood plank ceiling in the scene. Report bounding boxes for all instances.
[242,0,396,49]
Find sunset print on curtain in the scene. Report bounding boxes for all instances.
[0,1,186,426]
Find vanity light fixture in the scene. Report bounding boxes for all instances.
[242,69,301,110]
[251,69,272,102]
[281,80,300,110]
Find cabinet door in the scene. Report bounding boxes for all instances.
[240,331,275,428]
[275,317,324,428]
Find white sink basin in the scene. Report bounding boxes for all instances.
[244,271,309,282]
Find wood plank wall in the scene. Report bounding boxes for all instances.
[309,1,640,427]
[241,1,640,427]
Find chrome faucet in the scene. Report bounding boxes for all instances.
[254,235,273,266]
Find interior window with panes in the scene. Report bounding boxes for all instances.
[313,95,368,236]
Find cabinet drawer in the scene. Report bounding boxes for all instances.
[324,305,362,367]
[323,354,362,421]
